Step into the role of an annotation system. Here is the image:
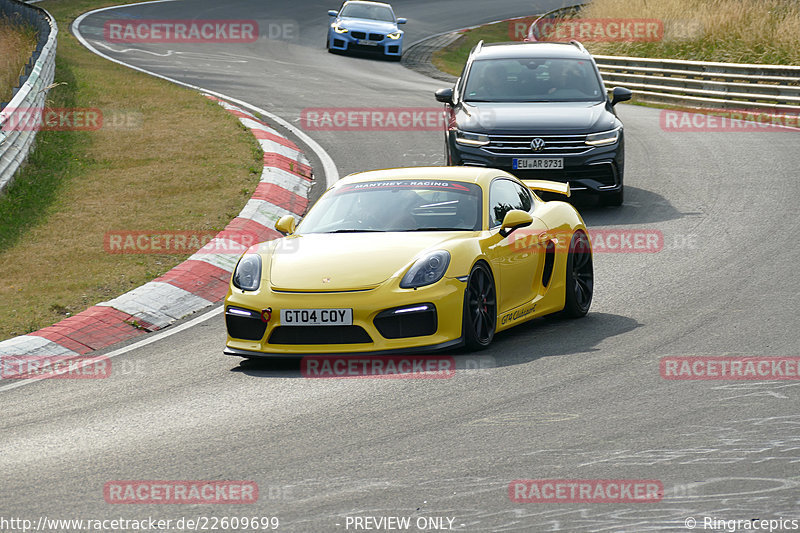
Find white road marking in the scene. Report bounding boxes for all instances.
[94,40,249,62]
[0,306,223,393]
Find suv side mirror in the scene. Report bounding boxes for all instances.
[610,87,632,106]
[499,210,533,238]
[397,17,407,24]
[435,87,453,104]
[327,10,338,16]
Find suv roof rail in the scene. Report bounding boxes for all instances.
[569,40,587,54]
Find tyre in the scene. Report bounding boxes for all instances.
[561,231,593,318]
[462,262,497,350]
[599,186,624,206]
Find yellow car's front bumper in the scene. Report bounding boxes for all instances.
[224,277,466,357]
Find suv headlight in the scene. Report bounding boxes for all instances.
[455,130,490,147]
[400,251,450,289]
[585,127,621,146]
[387,31,402,39]
[333,24,348,33]
[232,254,262,292]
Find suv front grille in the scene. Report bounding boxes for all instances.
[369,33,384,41]
[351,31,367,39]
[483,134,591,156]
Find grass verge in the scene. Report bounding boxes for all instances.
[0,1,262,340]
[432,0,800,77]
[0,13,39,104]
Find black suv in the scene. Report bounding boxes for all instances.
[435,40,631,206]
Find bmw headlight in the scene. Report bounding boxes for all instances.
[400,250,450,289]
[387,31,402,39]
[232,254,262,292]
[333,24,348,33]
[585,127,620,146]
[455,130,490,147]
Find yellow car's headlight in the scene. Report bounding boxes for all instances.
[400,250,450,289]
[333,25,348,34]
[232,254,262,292]
[387,31,402,39]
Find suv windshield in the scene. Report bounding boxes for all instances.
[463,58,604,103]
[298,180,482,233]
[340,3,394,22]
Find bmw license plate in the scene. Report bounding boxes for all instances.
[357,39,379,46]
[513,158,564,170]
[280,308,353,326]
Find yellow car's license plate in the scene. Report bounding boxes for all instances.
[280,309,353,326]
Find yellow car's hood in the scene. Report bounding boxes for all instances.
[268,232,465,291]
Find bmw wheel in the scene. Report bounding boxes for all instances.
[463,262,497,350]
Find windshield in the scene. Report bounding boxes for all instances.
[298,180,482,233]
[463,58,604,103]
[340,3,395,22]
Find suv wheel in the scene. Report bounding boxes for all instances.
[600,186,624,207]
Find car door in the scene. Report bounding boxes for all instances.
[486,178,547,313]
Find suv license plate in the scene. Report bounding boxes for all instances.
[513,158,564,170]
[280,309,353,326]
[357,39,379,46]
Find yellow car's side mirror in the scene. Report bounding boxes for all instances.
[499,209,533,238]
[275,215,296,235]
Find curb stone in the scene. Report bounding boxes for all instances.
[0,97,313,358]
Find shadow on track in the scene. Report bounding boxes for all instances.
[544,186,699,227]
[229,312,640,376]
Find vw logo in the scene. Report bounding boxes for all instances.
[530,138,546,151]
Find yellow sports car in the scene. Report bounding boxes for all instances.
[223,166,592,357]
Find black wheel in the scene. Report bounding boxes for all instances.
[561,231,593,318]
[462,262,497,350]
[599,186,624,206]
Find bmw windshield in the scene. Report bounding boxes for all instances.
[340,3,395,22]
[297,180,482,233]
[463,58,605,103]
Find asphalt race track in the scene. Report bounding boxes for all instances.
[1,1,799,531]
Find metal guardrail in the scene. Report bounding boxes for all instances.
[0,0,58,194]
[595,55,800,113]
[529,3,800,114]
